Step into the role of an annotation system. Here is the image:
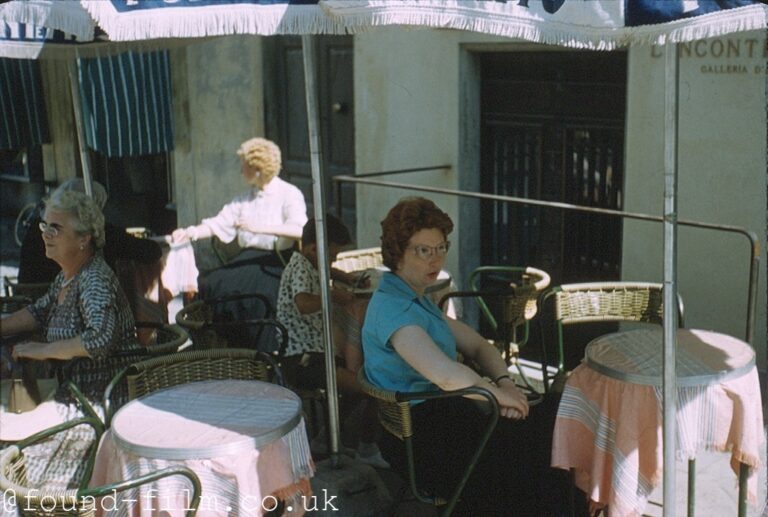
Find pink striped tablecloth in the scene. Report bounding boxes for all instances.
[90,380,315,517]
[551,328,764,517]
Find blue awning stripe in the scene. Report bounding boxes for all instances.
[0,58,50,151]
[78,50,173,157]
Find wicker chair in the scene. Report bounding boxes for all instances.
[175,292,274,349]
[332,247,383,273]
[542,281,685,390]
[135,321,190,353]
[3,277,50,300]
[103,348,284,427]
[357,369,499,517]
[0,417,201,516]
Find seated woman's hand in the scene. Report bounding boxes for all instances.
[495,379,529,420]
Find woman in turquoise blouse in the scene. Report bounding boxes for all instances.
[362,197,553,515]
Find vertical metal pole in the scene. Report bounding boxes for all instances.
[663,42,680,517]
[67,59,93,197]
[301,35,341,465]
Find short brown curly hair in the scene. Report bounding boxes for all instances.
[380,197,454,271]
[236,137,281,183]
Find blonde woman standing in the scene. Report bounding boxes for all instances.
[171,137,308,349]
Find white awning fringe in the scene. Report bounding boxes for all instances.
[321,2,768,50]
[80,1,348,41]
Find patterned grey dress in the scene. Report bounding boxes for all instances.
[21,254,141,489]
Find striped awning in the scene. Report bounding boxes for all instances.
[78,50,173,157]
[0,57,49,151]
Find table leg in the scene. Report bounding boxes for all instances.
[738,462,748,517]
[687,458,695,517]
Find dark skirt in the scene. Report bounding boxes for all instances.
[197,248,286,353]
[379,394,563,516]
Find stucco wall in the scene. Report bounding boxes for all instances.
[623,31,767,367]
[172,36,265,227]
[354,28,506,280]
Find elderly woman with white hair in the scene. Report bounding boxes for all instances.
[18,178,161,285]
[171,137,307,338]
[2,191,140,400]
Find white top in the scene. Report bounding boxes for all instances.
[201,177,307,251]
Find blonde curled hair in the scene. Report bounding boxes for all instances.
[236,137,281,184]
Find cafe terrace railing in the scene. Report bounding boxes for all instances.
[332,166,760,350]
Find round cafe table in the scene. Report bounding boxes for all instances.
[551,328,764,517]
[90,379,314,517]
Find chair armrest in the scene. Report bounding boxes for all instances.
[65,381,101,422]
[396,385,499,516]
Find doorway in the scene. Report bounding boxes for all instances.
[478,50,628,370]
[263,36,356,236]
[480,50,627,286]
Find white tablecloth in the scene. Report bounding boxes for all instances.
[90,380,314,517]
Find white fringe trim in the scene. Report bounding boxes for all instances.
[81,1,348,41]
[0,0,96,40]
[321,1,768,50]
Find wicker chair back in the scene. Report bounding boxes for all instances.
[332,247,383,273]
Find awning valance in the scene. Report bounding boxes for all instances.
[78,50,173,157]
[0,57,49,151]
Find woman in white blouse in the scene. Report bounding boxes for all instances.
[172,137,307,251]
[172,137,308,349]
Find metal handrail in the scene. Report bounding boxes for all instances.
[332,172,760,348]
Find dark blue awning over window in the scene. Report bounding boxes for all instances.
[78,50,173,158]
[0,58,50,151]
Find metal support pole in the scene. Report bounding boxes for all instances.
[662,42,680,517]
[301,35,341,466]
[67,59,93,197]
[332,173,759,347]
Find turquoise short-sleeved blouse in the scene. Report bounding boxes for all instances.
[362,272,456,402]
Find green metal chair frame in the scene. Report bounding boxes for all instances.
[357,369,499,517]
[0,418,201,516]
[175,292,274,348]
[438,266,551,396]
[103,347,284,427]
[541,281,685,390]
[135,321,190,354]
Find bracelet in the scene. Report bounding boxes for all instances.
[493,374,513,385]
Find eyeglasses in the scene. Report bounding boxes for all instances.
[39,221,60,237]
[408,241,450,260]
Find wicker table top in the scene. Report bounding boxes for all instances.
[585,328,755,387]
[111,379,302,460]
